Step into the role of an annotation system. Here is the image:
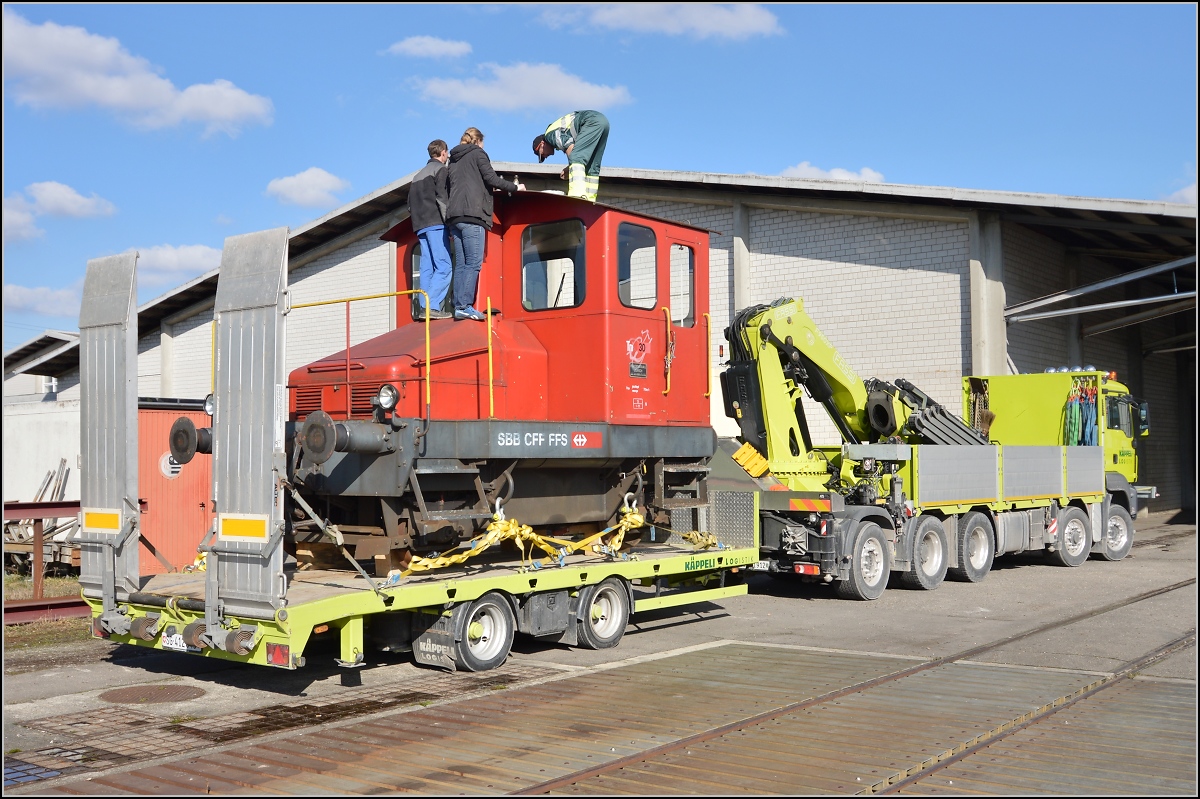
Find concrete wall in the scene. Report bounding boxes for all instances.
[1004,224,1069,372]
[2,398,81,503]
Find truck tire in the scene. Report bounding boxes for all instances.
[836,522,891,600]
[454,592,515,672]
[1100,505,1134,562]
[947,511,994,583]
[1049,506,1091,567]
[899,515,948,590]
[577,577,630,649]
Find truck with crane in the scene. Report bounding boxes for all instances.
[75,192,1148,674]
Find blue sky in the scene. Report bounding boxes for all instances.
[3,3,1196,352]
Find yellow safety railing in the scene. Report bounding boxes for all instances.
[661,306,675,395]
[703,312,712,398]
[290,290,432,418]
[487,295,494,418]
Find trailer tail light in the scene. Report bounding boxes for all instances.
[92,617,110,639]
[793,563,821,576]
[266,642,291,667]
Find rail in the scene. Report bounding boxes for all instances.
[290,289,432,419]
[661,306,675,395]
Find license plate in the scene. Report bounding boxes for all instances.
[161,632,188,651]
[750,560,771,571]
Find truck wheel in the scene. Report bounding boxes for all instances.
[836,523,891,600]
[899,516,948,590]
[1100,506,1134,562]
[454,592,515,672]
[948,511,994,583]
[1049,506,1091,567]
[577,577,630,649]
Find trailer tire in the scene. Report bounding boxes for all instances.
[948,512,994,583]
[1049,506,1091,567]
[899,516,948,591]
[454,592,515,672]
[1099,506,1134,562]
[577,578,630,649]
[836,523,891,601]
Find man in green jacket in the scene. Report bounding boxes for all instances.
[532,111,609,202]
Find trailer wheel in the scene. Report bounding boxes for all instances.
[1099,506,1134,562]
[577,578,630,649]
[899,516,948,590]
[1049,507,1091,567]
[836,523,891,600]
[454,592,515,672]
[948,512,994,583]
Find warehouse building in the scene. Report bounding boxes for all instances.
[4,165,1195,517]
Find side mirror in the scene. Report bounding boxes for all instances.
[1136,401,1150,437]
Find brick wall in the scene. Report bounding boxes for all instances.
[748,209,971,443]
[284,237,394,376]
[171,307,215,399]
[1003,223,1069,373]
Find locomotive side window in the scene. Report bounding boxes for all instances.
[521,220,586,311]
[669,244,695,328]
[618,223,657,310]
[409,241,424,320]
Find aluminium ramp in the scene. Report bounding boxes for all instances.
[206,227,290,626]
[78,252,140,630]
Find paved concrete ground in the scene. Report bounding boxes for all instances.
[3,512,1194,789]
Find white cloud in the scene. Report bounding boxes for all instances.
[26,181,116,218]
[416,63,631,111]
[1166,183,1196,205]
[1,8,273,136]
[266,167,351,207]
[388,36,472,58]
[2,283,81,317]
[128,244,222,287]
[781,161,886,183]
[2,195,43,243]
[542,4,782,40]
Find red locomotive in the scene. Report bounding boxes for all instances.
[284,193,715,569]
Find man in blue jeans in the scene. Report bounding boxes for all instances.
[408,139,453,319]
[446,127,523,321]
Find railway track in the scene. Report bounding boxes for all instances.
[514,578,1197,795]
[7,575,1195,795]
[3,595,90,625]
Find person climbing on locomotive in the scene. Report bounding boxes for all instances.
[446,127,524,322]
[409,139,452,320]
[532,110,610,202]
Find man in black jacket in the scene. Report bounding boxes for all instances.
[409,139,452,320]
[446,127,524,321]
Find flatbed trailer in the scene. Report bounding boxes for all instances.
[75,223,757,671]
[86,538,756,670]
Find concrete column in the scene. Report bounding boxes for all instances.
[1065,254,1083,368]
[732,200,751,313]
[159,322,175,397]
[968,212,1008,374]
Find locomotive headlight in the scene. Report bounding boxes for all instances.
[377,384,399,411]
[203,393,215,416]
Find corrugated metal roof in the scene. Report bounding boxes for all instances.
[9,165,1195,377]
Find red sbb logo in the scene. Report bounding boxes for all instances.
[571,432,602,449]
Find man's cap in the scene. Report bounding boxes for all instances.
[532,134,548,162]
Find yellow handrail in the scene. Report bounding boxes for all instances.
[661,306,674,396]
[487,296,494,418]
[703,312,712,398]
[291,290,432,415]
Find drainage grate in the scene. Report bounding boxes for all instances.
[99,685,206,704]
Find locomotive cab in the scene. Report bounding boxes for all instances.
[285,192,716,571]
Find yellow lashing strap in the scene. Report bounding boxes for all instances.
[732,441,771,478]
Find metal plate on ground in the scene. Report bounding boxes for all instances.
[13,645,1197,796]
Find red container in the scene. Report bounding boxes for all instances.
[137,407,213,575]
